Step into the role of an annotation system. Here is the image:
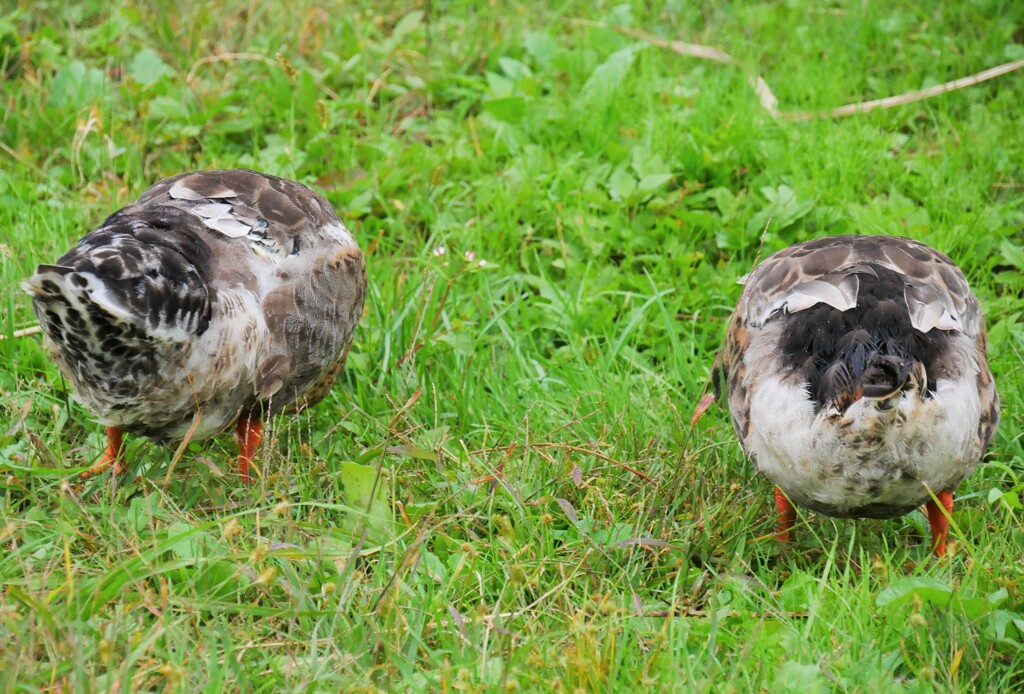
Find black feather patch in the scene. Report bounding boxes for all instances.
[56,205,215,336]
[779,265,948,412]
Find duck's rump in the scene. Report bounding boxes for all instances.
[25,207,254,441]
[745,345,984,522]
[766,417,978,520]
[781,439,976,518]
[29,270,268,442]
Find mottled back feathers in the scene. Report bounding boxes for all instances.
[740,235,977,336]
[24,168,366,442]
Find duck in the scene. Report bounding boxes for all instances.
[23,169,366,482]
[696,235,999,556]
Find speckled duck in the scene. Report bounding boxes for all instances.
[24,169,366,482]
[700,235,998,556]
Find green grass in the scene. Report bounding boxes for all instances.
[2,0,1023,690]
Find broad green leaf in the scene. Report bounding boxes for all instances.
[387,444,437,461]
[988,609,1024,646]
[46,61,108,109]
[589,522,633,546]
[391,10,424,41]
[522,31,558,67]
[482,96,527,123]
[129,48,173,85]
[876,577,953,608]
[636,174,673,196]
[1003,43,1024,61]
[778,570,816,612]
[498,57,533,80]
[166,521,208,560]
[630,146,670,178]
[580,44,643,107]
[434,331,475,356]
[126,491,165,532]
[999,240,1024,271]
[773,661,827,694]
[147,95,190,122]
[340,461,390,532]
[608,165,636,201]
[486,71,515,98]
[419,549,449,583]
[747,184,814,235]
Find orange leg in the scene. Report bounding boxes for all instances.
[775,487,797,543]
[926,490,954,558]
[236,416,262,483]
[82,426,126,479]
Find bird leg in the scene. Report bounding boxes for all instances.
[925,490,954,558]
[81,426,126,479]
[236,416,262,483]
[775,487,797,543]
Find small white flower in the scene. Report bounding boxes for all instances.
[477,259,488,268]
[464,250,477,262]
[432,245,446,257]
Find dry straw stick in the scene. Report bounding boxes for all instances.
[781,59,1024,121]
[580,21,1024,121]
[1,326,43,340]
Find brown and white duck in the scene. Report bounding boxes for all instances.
[697,235,999,556]
[24,169,366,482]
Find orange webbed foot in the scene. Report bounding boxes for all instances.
[81,426,126,479]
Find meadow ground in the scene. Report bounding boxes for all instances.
[1,1,1023,690]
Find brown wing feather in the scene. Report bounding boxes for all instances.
[138,169,344,248]
[740,235,982,337]
[258,244,366,415]
[974,326,1000,452]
